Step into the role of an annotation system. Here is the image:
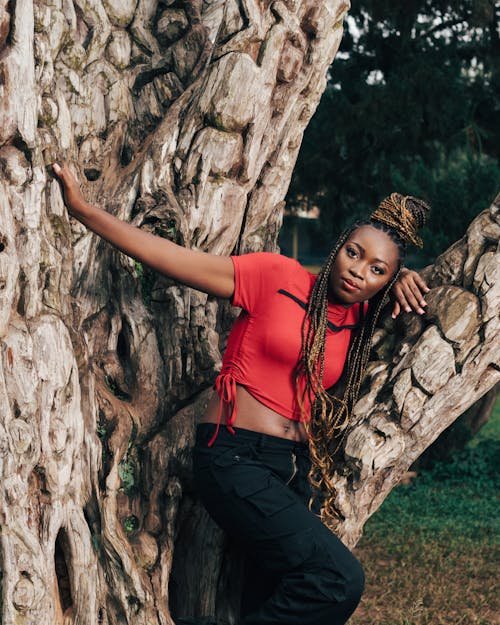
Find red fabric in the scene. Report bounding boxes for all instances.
[209,252,365,446]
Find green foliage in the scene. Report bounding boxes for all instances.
[156,220,178,241]
[118,457,137,493]
[133,261,156,309]
[122,515,139,535]
[288,0,500,264]
[390,149,500,261]
[96,423,108,439]
[133,260,143,279]
[118,437,139,494]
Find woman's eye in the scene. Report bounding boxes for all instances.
[372,266,384,275]
[346,247,357,257]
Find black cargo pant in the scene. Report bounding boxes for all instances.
[192,424,365,625]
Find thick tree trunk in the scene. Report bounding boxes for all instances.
[0,2,498,625]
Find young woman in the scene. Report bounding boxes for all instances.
[53,162,430,625]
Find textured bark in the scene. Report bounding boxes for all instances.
[414,382,499,467]
[0,2,498,625]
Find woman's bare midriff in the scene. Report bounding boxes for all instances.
[200,384,308,443]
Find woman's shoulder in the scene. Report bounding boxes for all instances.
[230,252,308,310]
[232,251,308,279]
[233,251,302,266]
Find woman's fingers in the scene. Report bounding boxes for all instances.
[412,273,431,303]
[391,300,401,319]
[392,282,412,313]
[53,162,74,185]
[391,269,430,316]
[53,161,68,180]
[404,278,426,312]
[52,162,87,214]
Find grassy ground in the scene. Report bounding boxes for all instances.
[351,400,499,625]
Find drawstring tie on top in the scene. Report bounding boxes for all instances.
[207,371,238,446]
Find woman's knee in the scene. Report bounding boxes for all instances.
[344,554,365,606]
[313,537,365,608]
[317,554,364,624]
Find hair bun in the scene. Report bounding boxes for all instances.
[370,193,431,248]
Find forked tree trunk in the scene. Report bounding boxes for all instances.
[0,1,498,624]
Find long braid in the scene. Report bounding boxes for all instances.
[295,231,350,434]
[296,193,430,530]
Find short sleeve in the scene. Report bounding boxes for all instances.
[230,252,301,313]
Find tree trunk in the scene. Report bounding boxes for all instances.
[0,2,498,625]
[413,382,498,469]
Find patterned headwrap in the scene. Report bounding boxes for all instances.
[370,192,430,248]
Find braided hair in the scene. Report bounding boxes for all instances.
[295,193,430,530]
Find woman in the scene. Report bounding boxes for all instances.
[53,163,430,625]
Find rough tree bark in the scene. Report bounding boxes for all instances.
[414,382,498,468]
[0,1,498,625]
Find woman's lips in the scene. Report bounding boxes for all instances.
[341,278,361,291]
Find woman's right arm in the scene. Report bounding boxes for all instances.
[53,163,235,299]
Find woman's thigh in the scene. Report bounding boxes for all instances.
[192,427,356,579]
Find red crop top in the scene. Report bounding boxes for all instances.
[209,252,365,446]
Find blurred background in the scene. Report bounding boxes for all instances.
[279,0,499,271]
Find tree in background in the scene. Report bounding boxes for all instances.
[288,0,500,263]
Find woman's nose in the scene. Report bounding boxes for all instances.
[349,264,364,280]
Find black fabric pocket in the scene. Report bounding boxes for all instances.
[196,441,299,517]
[234,473,298,517]
[193,441,251,472]
[210,449,269,496]
[212,444,254,468]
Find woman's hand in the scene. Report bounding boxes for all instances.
[390,267,430,319]
[53,162,89,217]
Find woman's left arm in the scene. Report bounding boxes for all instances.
[390,267,430,319]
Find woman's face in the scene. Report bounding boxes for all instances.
[328,225,400,306]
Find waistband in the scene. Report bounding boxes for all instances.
[196,422,309,453]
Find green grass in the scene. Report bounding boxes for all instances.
[351,397,500,625]
[470,398,500,445]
